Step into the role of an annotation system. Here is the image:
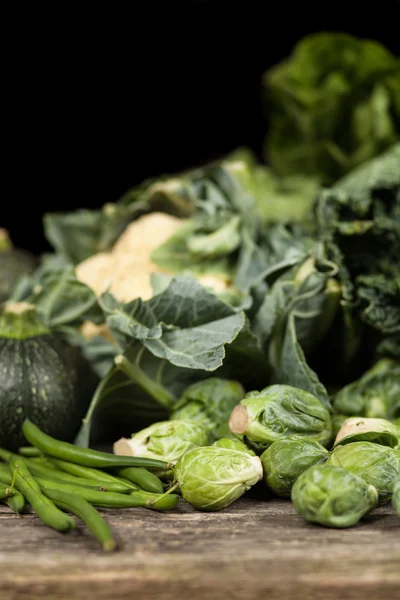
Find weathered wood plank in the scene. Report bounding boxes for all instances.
[0,497,399,600]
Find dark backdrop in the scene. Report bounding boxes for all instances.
[4,0,399,253]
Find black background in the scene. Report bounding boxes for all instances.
[4,1,399,253]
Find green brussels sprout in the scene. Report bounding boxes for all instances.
[393,477,400,516]
[212,437,256,456]
[331,414,348,439]
[260,435,329,497]
[334,417,399,448]
[332,359,400,420]
[170,378,245,441]
[229,384,332,452]
[175,446,263,511]
[291,464,379,528]
[113,420,209,464]
[327,442,400,504]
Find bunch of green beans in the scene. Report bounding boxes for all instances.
[0,419,180,551]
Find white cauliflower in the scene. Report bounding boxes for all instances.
[77,211,233,302]
[76,211,234,340]
[76,212,184,302]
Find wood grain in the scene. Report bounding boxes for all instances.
[0,497,399,600]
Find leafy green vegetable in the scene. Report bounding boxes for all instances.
[327,442,400,504]
[151,151,271,293]
[315,143,400,338]
[333,359,400,420]
[229,384,332,452]
[75,277,255,446]
[113,420,210,464]
[174,446,263,511]
[253,251,342,409]
[263,32,400,185]
[43,202,150,265]
[102,276,245,370]
[334,417,399,448]
[310,143,400,383]
[291,464,379,528]
[260,435,328,497]
[170,378,245,441]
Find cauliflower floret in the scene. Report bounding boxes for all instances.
[80,321,117,343]
[112,212,184,256]
[77,253,157,302]
[76,210,236,346]
[76,212,186,303]
[76,211,237,341]
[76,252,116,297]
[197,274,231,294]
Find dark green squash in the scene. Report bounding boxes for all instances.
[0,302,98,450]
[0,229,38,303]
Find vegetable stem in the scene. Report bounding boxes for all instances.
[114,354,175,410]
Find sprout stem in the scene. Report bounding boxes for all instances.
[229,405,249,434]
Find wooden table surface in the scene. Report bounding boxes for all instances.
[0,497,399,600]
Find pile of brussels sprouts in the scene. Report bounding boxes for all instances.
[114,366,400,528]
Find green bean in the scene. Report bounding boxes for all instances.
[49,459,138,492]
[151,468,175,481]
[24,460,131,493]
[42,487,117,552]
[18,446,43,457]
[111,467,164,494]
[22,420,167,469]
[0,448,13,462]
[34,477,179,510]
[9,456,76,532]
[133,488,181,511]
[0,482,14,499]
[0,463,13,483]
[3,490,26,514]
[0,465,25,512]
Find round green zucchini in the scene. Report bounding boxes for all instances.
[0,302,98,450]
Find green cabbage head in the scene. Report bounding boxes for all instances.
[229,384,332,452]
[113,419,209,464]
[175,446,263,511]
[260,435,329,497]
[291,464,379,528]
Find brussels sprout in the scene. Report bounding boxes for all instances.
[291,464,379,528]
[327,442,400,504]
[113,420,209,464]
[332,359,400,420]
[170,378,244,441]
[175,446,263,511]
[260,436,329,497]
[229,384,332,452]
[334,417,399,448]
[393,476,400,516]
[212,437,256,456]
